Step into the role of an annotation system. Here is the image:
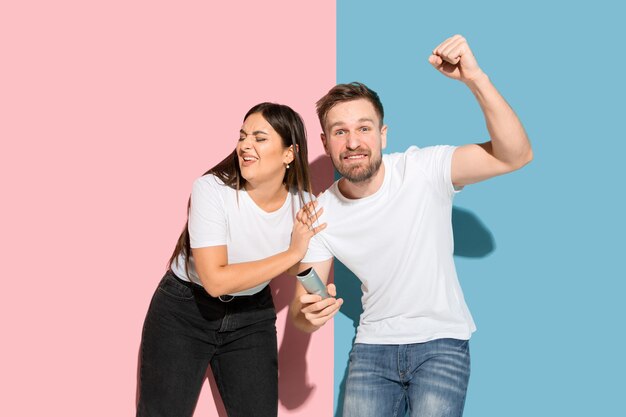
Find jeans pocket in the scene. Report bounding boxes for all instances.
[453,338,469,351]
[157,274,194,301]
[348,343,364,364]
[441,338,470,357]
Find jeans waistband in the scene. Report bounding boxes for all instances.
[167,270,272,306]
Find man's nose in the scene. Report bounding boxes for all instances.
[346,131,361,150]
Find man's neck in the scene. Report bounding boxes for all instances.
[338,164,385,199]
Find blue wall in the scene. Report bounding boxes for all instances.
[334,1,626,415]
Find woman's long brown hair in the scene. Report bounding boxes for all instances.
[167,102,312,277]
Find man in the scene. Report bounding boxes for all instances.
[289,35,532,417]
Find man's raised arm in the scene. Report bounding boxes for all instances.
[428,34,533,187]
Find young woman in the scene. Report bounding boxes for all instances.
[137,103,324,417]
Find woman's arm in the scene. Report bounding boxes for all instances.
[193,203,325,297]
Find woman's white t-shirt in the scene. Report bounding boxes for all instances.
[171,174,308,296]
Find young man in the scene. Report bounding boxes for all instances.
[290,35,533,417]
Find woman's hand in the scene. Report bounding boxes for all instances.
[289,201,326,260]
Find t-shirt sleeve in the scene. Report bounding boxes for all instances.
[188,176,228,248]
[301,233,333,263]
[406,145,459,199]
[300,193,333,263]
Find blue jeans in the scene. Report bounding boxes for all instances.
[342,339,471,417]
[137,271,278,417]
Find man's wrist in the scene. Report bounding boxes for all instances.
[464,70,490,91]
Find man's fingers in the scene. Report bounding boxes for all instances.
[327,283,337,297]
[429,54,443,68]
[306,301,341,319]
[299,293,322,305]
[301,297,336,314]
[439,37,465,63]
[429,55,455,76]
[433,34,463,55]
[441,43,465,65]
[432,37,452,55]
[305,299,342,318]
[307,303,342,326]
[433,34,467,65]
[300,297,339,314]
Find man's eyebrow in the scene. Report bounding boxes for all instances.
[327,121,346,131]
[327,118,376,130]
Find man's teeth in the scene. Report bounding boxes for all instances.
[346,155,365,159]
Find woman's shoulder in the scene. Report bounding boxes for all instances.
[196,172,225,184]
[192,173,234,196]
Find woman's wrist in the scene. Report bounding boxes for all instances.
[285,246,305,265]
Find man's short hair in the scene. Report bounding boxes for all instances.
[316,82,384,134]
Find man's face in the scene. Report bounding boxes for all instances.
[321,99,387,183]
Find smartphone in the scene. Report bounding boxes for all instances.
[296,267,329,299]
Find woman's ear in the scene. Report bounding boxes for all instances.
[284,145,296,164]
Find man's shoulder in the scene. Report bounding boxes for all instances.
[384,145,422,163]
[316,181,341,204]
[387,145,435,157]
[386,145,456,166]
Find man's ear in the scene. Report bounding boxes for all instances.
[380,125,388,150]
[321,133,330,156]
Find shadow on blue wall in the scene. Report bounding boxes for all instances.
[333,206,494,416]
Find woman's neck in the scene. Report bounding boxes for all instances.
[244,179,289,212]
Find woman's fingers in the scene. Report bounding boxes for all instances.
[297,201,324,229]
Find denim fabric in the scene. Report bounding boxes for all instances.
[342,339,470,417]
[137,271,278,417]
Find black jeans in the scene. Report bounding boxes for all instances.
[137,271,278,417]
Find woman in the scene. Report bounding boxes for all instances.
[137,103,324,417]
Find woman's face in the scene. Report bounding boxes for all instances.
[237,112,293,186]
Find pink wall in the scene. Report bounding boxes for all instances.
[1,1,335,415]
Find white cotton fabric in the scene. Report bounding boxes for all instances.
[303,146,476,344]
[172,174,308,296]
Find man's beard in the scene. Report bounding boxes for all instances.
[332,151,383,183]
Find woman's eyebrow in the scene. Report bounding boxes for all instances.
[240,129,269,136]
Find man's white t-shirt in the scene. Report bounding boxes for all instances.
[172,174,308,296]
[303,145,476,344]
